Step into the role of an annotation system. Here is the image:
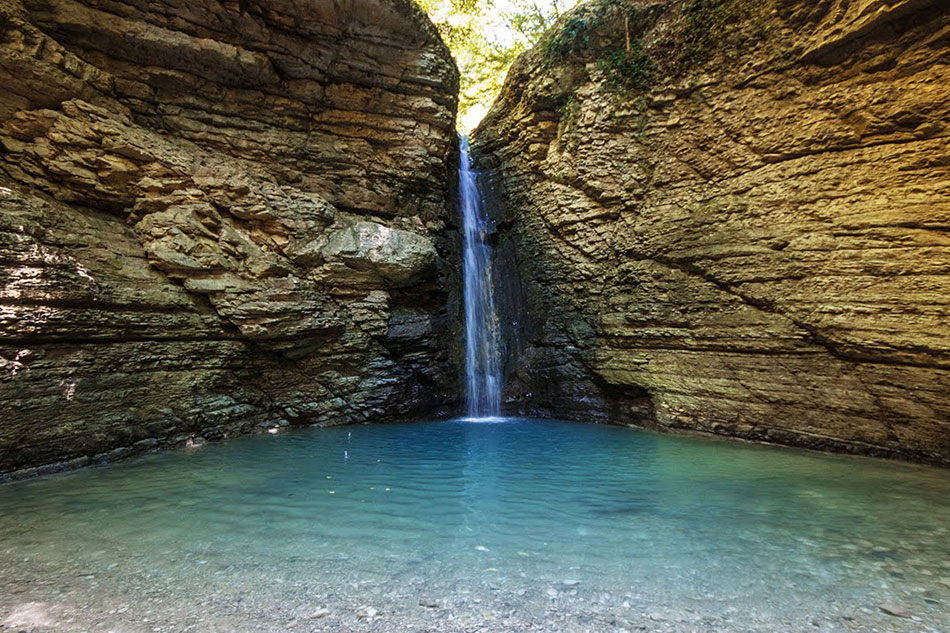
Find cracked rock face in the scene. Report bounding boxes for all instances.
[0,0,460,475]
[475,0,950,464]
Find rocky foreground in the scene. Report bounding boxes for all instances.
[474,0,950,464]
[0,0,461,475]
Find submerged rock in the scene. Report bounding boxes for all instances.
[356,605,378,619]
[878,604,913,618]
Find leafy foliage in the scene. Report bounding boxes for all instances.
[417,0,767,129]
[544,14,596,58]
[597,43,651,92]
[417,0,580,131]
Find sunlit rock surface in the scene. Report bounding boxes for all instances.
[0,0,460,475]
[475,0,950,463]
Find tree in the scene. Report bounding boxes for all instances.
[417,0,578,131]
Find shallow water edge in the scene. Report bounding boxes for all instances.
[5,407,948,485]
[0,405,460,483]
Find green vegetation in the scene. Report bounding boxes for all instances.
[541,0,620,61]
[542,1,654,95]
[558,94,581,125]
[555,93,582,148]
[416,0,768,130]
[416,0,581,130]
[680,0,762,66]
[597,43,651,92]
[547,2,655,147]
[544,12,597,58]
[631,95,649,137]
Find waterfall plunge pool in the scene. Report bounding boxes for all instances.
[1,418,949,632]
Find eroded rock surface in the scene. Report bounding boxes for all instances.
[0,0,460,475]
[475,0,950,463]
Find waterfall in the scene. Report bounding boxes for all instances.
[458,136,502,419]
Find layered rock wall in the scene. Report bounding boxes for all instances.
[0,0,460,475]
[475,0,950,463]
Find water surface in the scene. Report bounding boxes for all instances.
[1,419,948,632]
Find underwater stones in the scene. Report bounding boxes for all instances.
[475,0,950,463]
[356,605,378,619]
[0,0,460,474]
[878,604,913,618]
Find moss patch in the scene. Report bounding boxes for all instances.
[679,0,767,67]
[598,43,652,93]
[545,13,599,59]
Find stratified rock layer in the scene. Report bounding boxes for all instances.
[475,0,950,463]
[0,0,460,475]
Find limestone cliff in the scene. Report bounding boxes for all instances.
[475,0,950,463]
[0,0,460,476]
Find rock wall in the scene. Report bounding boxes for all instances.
[0,0,461,476]
[475,0,950,464]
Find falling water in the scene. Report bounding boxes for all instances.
[458,136,502,419]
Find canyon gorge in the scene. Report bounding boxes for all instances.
[1,0,949,478]
[2,2,950,632]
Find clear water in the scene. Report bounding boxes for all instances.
[458,137,502,418]
[1,419,949,633]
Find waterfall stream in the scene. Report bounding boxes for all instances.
[458,137,502,419]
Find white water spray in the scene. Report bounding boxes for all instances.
[458,137,502,419]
